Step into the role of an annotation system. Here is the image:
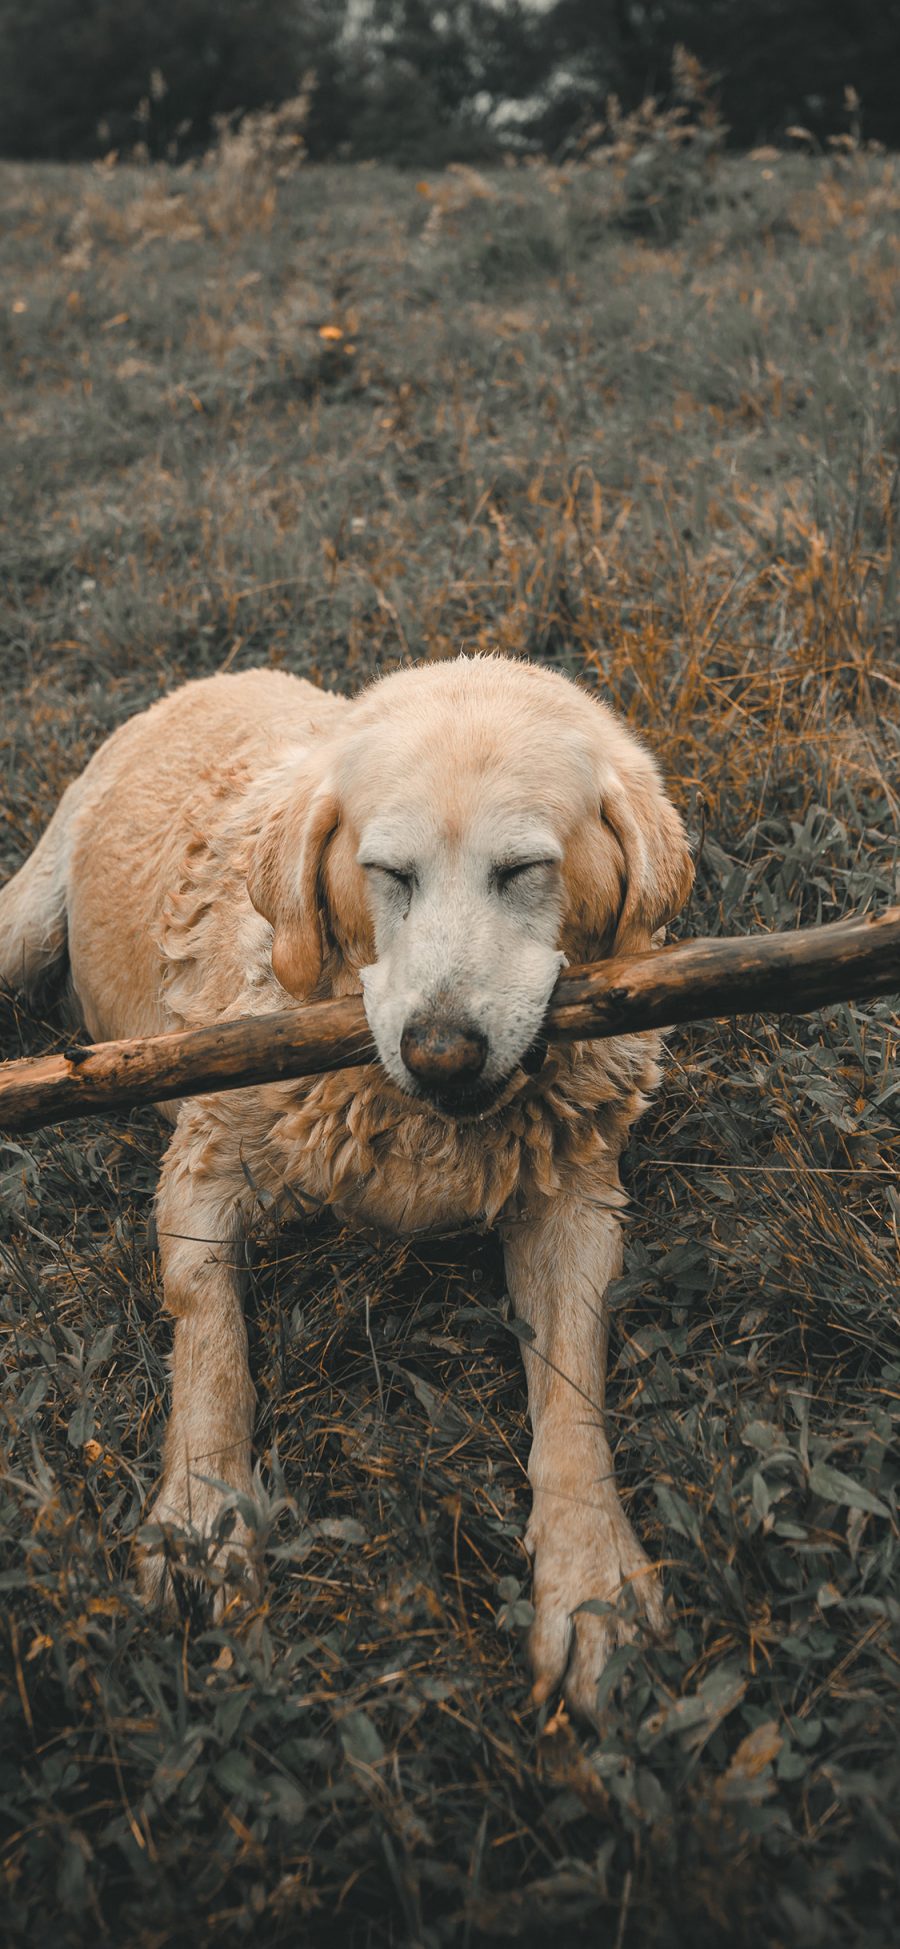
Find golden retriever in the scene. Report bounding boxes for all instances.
[0,655,692,1724]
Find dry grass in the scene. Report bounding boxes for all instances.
[1,144,898,1946]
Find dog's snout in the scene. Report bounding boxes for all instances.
[400,1015,488,1089]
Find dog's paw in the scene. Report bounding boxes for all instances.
[526,1495,665,1728]
[138,1481,260,1621]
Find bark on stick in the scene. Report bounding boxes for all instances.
[1,907,897,1136]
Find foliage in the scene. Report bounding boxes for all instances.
[0,0,335,163]
[1,149,899,1944]
[599,0,900,149]
[1,0,899,167]
[566,46,728,241]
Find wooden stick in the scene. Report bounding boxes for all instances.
[1,908,897,1136]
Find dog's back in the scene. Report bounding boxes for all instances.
[0,669,345,1039]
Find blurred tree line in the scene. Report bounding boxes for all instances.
[0,0,898,163]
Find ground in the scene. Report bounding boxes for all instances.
[0,142,898,1946]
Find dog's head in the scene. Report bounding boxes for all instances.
[247,657,692,1116]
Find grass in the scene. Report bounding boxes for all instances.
[1,141,899,1946]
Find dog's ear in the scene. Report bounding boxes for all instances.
[600,761,694,956]
[247,779,340,998]
[322,822,375,980]
[560,815,626,966]
[562,744,693,965]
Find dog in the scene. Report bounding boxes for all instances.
[0,655,692,1723]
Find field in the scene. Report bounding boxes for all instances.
[1,141,899,1946]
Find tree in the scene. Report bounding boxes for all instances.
[0,0,342,160]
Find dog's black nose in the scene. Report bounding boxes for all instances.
[400,1016,488,1090]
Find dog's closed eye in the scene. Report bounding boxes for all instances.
[361,862,416,890]
[493,858,559,893]
[361,862,416,919]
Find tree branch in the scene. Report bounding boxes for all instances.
[1,907,897,1136]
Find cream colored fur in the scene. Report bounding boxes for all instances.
[0,655,692,1725]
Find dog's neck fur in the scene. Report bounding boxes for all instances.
[263,1036,659,1238]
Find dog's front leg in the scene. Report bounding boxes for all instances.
[139,1101,259,1610]
[501,1187,665,1725]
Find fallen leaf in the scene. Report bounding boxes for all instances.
[718,1721,783,1801]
